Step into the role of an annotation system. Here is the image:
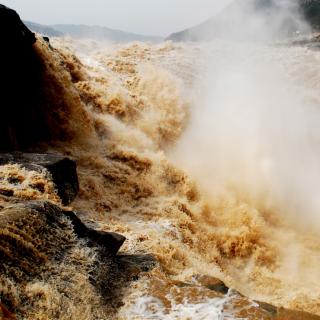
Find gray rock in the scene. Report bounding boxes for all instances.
[63,210,126,254]
[0,201,126,277]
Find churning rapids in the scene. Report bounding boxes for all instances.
[25,36,320,319]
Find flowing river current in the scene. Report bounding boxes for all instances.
[36,36,320,319]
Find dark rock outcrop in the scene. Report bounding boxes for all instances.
[64,210,126,254]
[0,201,76,279]
[0,5,36,46]
[0,5,43,151]
[0,5,91,151]
[196,275,229,294]
[0,200,126,317]
[0,153,79,205]
[0,201,125,277]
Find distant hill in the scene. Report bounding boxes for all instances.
[24,21,63,37]
[24,21,162,43]
[52,24,162,43]
[167,0,320,42]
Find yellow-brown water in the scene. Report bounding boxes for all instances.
[7,36,320,318]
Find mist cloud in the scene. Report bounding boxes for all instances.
[171,0,320,229]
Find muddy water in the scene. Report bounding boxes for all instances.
[45,37,320,318]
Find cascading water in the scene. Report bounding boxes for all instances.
[36,37,320,318]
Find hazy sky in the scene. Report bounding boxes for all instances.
[1,0,232,36]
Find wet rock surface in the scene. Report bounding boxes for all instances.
[0,199,127,318]
[0,201,77,278]
[64,210,126,254]
[0,201,125,262]
[196,275,230,294]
